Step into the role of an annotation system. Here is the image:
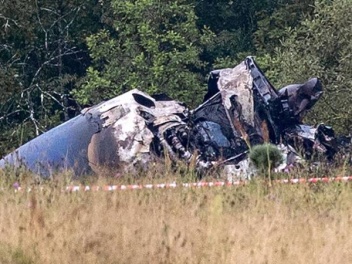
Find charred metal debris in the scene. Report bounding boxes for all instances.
[0,57,350,178]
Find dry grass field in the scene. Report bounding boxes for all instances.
[1,166,352,264]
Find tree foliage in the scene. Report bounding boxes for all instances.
[1,0,352,155]
[268,0,352,133]
[252,0,315,81]
[249,143,283,172]
[195,0,279,67]
[74,0,214,107]
[254,0,315,54]
[0,0,103,155]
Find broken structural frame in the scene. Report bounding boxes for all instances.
[0,56,339,178]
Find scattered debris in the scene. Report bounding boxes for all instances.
[0,57,345,178]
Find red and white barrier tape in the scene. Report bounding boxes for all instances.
[11,176,352,192]
[65,181,236,192]
[64,176,352,192]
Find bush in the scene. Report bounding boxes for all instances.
[249,143,283,172]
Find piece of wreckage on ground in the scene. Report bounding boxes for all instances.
[0,57,344,179]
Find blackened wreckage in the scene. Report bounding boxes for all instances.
[0,57,343,178]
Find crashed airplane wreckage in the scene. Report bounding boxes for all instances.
[0,57,338,178]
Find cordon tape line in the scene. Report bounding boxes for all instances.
[64,176,352,192]
[11,176,352,192]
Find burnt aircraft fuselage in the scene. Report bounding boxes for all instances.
[0,57,337,177]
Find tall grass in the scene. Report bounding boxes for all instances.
[1,167,352,263]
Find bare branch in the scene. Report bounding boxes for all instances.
[37,85,65,109]
[0,14,20,27]
[28,47,80,88]
[0,110,23,121]
[35,0,49,50]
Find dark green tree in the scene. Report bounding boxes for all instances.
[74,0,214,107]
[194,0,298,68]
[268,0,352,133]
[0,0,103,155]
[254,0,314,55]
[250,0,315,83]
